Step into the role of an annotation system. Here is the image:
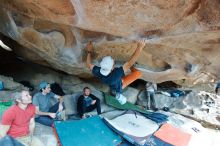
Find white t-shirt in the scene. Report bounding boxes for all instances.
[146,83,157,92]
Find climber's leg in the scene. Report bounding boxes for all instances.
[122,67,142,89]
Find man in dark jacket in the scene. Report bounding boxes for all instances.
[77,87,101,119]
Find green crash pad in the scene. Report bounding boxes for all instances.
[104,93,150,114]
[54,116,121,146]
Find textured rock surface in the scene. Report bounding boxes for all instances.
[1,64,220,146]
[34,123,57,146]
[122,87,139,104]
[0,0,220,85]
[137,90,220,127]
[0,75,23,91]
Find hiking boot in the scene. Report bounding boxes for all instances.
[55,110,67,121]
[145,105,150,110]
[85,114,93,118]
[116,94,127,105]
[60,110,67,121]
[162,107,169,112]
[151,107,158,111]
[55,112,62,121]
[110,89,116,96]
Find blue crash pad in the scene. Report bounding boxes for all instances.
[54,116,121,146]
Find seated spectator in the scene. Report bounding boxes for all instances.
[77,87,101,119]
[0,90,44,146]
[33,81,65,127]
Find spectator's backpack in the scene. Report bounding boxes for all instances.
[50,82,65,96]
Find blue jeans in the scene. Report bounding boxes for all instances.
[145,91,156,109]
[35,102,60,127]
[0,136,24,146]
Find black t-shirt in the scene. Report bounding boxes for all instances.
[92,66,125,93]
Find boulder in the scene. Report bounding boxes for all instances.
[122,87,139,104]
[137,90,186,109]
[0,75,23,91]
[34,123,57,146]
[0,0,220,85]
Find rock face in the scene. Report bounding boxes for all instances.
[0,0,220,85]
[0,75,23,91]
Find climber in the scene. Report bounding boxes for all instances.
[86,40,145,104]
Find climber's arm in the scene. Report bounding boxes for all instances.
[86,41,95,70]
[123,40,145,72]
